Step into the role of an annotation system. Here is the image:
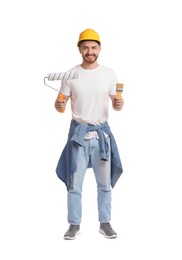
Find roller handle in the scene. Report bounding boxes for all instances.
[57,93,65,113]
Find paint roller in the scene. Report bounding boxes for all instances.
[44,68,78,112]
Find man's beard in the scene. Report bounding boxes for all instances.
[83,54,98,64]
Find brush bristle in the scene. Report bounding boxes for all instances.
[116,83,124,92]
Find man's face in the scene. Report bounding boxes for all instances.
[78,41,101,64]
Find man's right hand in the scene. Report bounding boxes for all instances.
[55,99,66,113]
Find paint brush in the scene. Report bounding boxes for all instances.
[116,83,124,98]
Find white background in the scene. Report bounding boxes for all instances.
[0,0,182,259]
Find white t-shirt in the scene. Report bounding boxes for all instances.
[60,65,117,125]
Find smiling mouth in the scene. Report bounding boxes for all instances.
[86,55,95,58]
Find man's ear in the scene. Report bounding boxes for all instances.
[78,46,82,54]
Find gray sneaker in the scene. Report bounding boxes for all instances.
[64,225,80,240]
[99,223,117,239]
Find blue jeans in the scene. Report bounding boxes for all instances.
[67,137,111,224]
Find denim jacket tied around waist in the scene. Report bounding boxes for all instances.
[56,120,123,190]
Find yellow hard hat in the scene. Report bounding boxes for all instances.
[78,28,100,45]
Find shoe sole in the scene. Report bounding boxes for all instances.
[64,230,81,240]
[99,229,117,239]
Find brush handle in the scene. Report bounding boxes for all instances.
[116,91,121,98]
[58,93,65,113]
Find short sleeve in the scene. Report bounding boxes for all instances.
[60,79,71,96]
[109,70,118,95]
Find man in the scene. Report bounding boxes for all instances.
[55,28,124,240]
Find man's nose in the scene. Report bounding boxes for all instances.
[88,48,92,54]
